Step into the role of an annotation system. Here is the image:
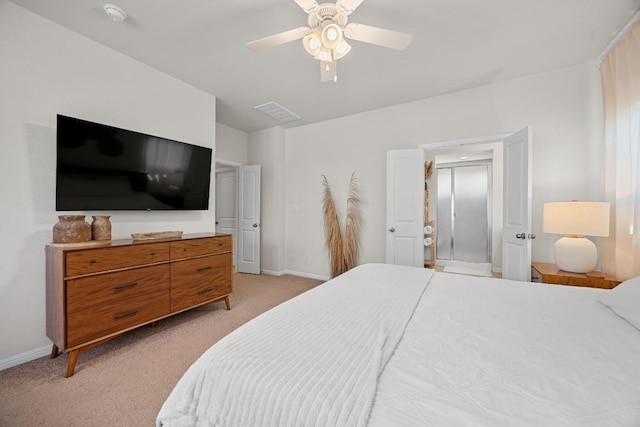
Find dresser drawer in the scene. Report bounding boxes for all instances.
[170,236,231,260]
[171,253,232,311]
[66,289,170,348]
[66,264,170,314]
[65,243,170,277]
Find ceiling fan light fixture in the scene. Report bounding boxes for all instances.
[303,32,322,56]
[334,41,351,59]
[326,27,338,41]
[321,23,343,49]
[246,0,413,82]
[315,48,333,62]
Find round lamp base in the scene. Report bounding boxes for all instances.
[554,236,597,274]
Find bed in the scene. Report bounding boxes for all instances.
[157,263,640,426]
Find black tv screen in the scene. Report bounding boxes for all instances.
[56,115,212,211]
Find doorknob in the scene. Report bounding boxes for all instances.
[528,234,536,239]
[389,227,395,233]
[253,223,258,228]
[515,233,526,239]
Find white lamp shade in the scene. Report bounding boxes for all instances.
[543,201,610,237]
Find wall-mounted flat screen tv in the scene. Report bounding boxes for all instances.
[56,115,212,211]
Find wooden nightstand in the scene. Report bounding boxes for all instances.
[531,262,621,289]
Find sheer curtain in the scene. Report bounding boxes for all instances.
[600,21,640,281]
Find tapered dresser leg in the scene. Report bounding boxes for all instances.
[66,350,79,378]
[50,344,59,359]
[224,295,231,310]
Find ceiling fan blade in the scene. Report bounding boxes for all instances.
[343,23,413,50]
[320,61,337,83]
[246,27,311,52]
[294,0,319,14]
[336,0,365,15]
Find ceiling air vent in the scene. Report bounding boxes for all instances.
[254,102,301,123]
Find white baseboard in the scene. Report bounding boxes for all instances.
[0,345,51,371]
[236,269,329,281]
[260,269,329,281]
[260,269,285,276]
[282,270,330,281]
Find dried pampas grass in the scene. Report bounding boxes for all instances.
[343,172,360,272]
[425,160,433,180]
[322,175,345,278]
[322,172,361,278]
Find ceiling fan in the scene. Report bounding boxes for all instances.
[245,0,413,82]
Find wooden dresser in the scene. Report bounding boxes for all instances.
[46,232,232,377]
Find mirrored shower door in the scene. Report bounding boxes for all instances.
[436,163,492,263]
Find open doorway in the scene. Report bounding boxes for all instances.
[215,161,239,270]
[423,141,503,276]
[435,153,493,274]
[214,161,262,274]
[388,128,531,280]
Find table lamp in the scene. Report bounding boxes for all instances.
[543,201,610,273]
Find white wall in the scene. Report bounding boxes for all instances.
[248,127,286,275]
[216,123,248,165]
[283,62,604,278]
[0,3,217,365]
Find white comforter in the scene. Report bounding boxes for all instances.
[370,272,640,426]
[157,264,432,426]
[158,265,640,426]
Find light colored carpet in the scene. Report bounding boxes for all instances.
[0,273,323,427]
[443,266,493,277]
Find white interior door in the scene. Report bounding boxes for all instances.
[386,149,424,267]
[502,127,532,281]
[238,165,261,274]
[215,168,237,269]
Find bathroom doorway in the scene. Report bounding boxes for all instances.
[436,161,492,265]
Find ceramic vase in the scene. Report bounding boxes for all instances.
[52,215,91,243]
[91,215,112,241]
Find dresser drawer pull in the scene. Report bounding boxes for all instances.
[114,310,138,320]
[90,260,97,264]
[114,282,138,290]
[198,287,213,295]
[197,266,212,272]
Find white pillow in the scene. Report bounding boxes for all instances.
[599,276,640,330]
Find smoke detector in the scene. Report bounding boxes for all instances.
[103,4,127,22]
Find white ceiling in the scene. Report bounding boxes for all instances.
[9,0,640,133]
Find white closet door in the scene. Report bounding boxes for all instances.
[238,165,261,274]
[386,149,424,267]
[502,127,532,281]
